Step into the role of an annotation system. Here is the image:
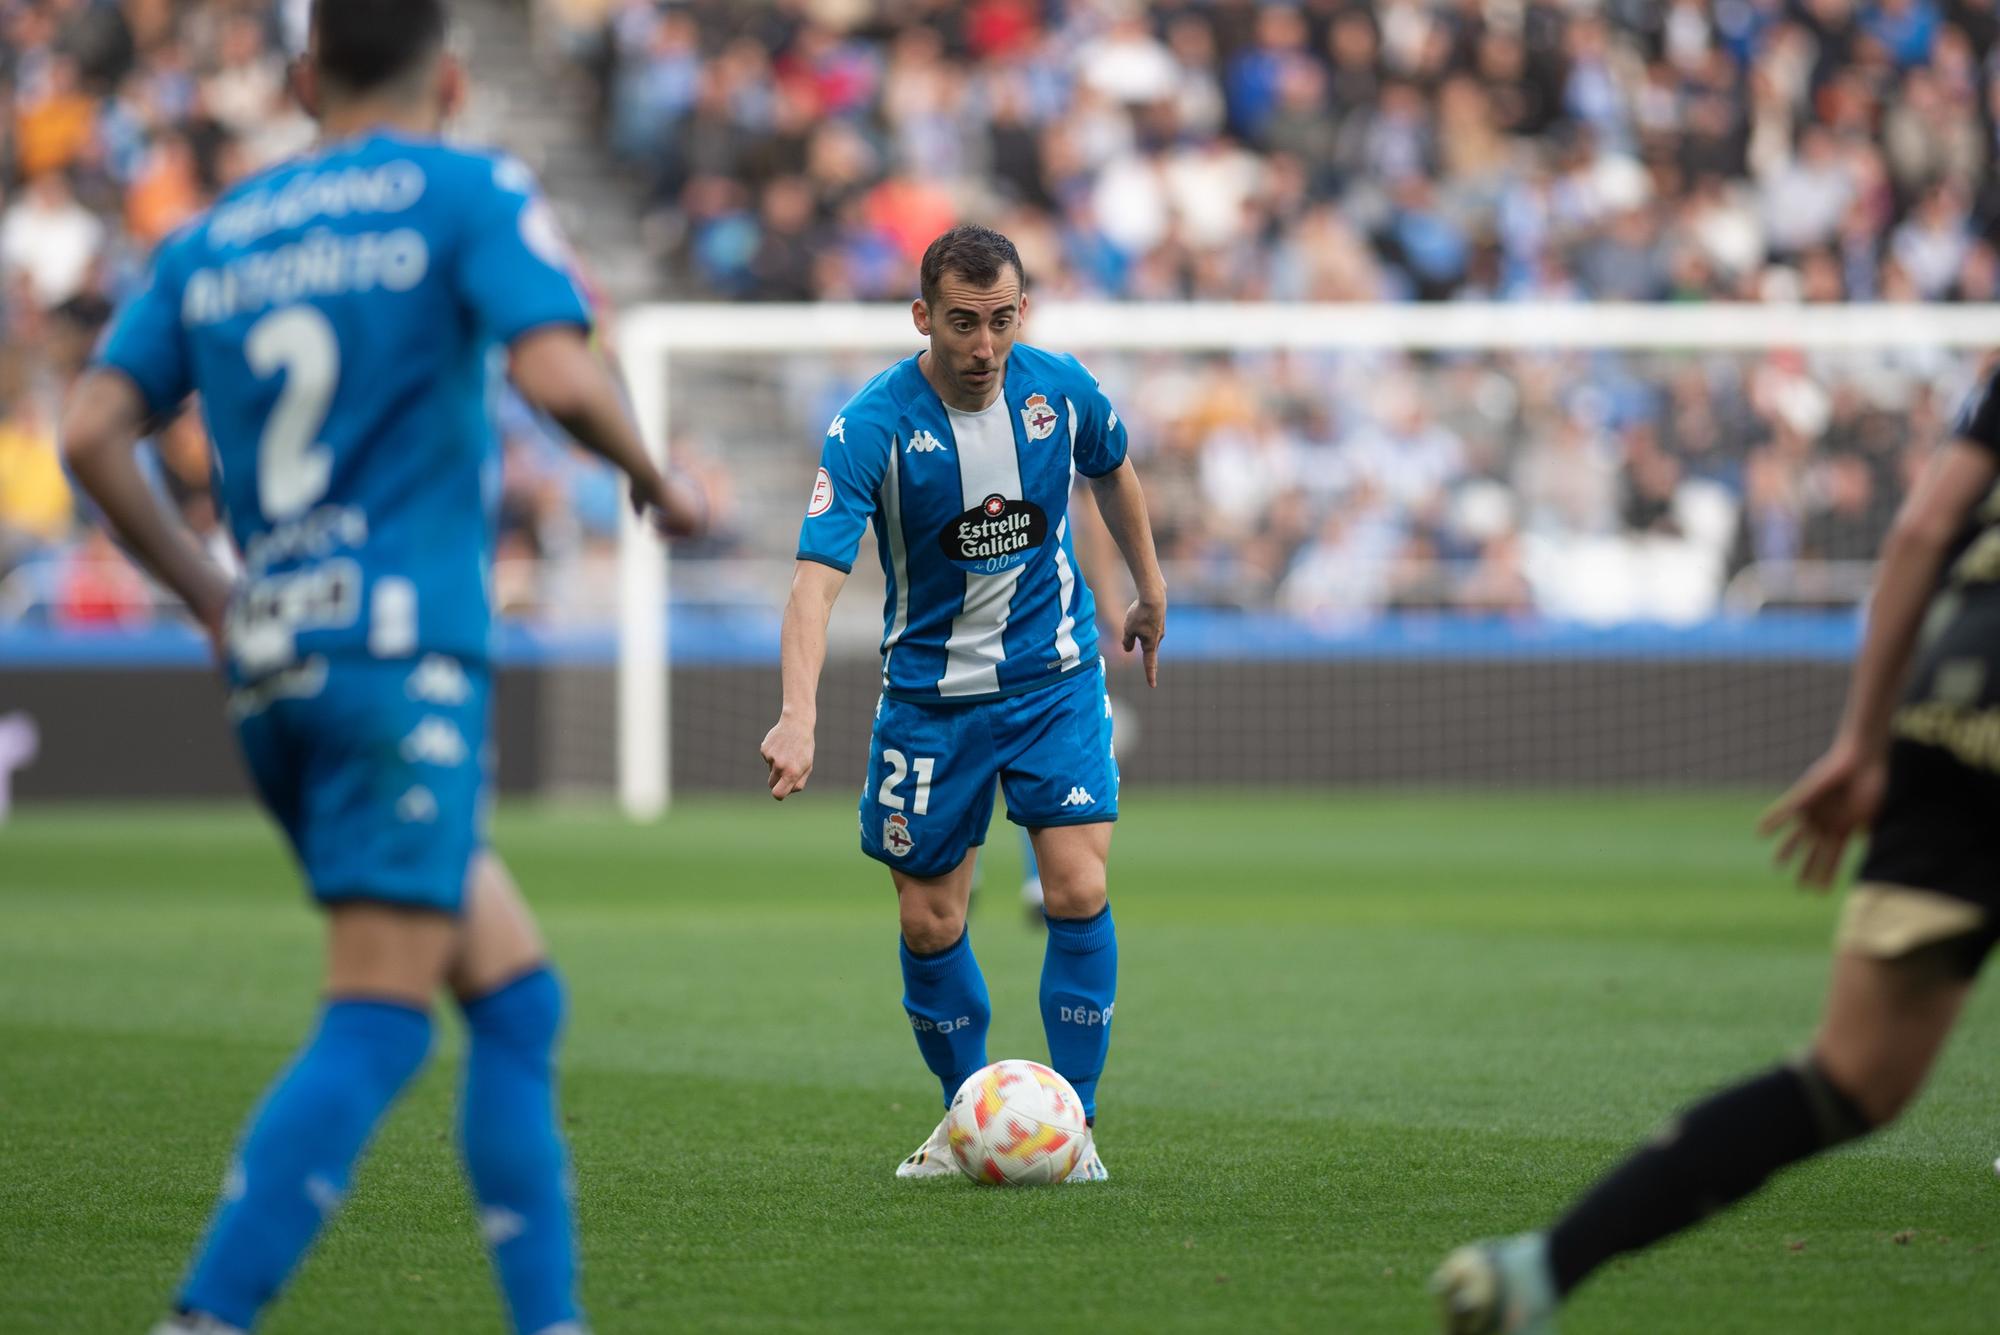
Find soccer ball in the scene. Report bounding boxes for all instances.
[946,1059,1090,1186]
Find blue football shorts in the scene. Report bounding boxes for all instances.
[231,654,490,913]
[859,658,1119,879]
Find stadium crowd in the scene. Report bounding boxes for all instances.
[0,0,1996,627]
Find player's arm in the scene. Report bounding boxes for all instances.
[763,413,883,800]
[507,327,704,537]
[760,560,847,800]
[1762,428,2000,888]
[1088,458,1168,688]
[60,373,234,649]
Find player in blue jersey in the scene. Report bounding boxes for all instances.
[59,4,702,1332]
[759,225,1167,1180]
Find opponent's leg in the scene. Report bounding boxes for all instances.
[450,854,584,1335]
[174,906,454,1331]
[1032,822,1117,1123]
[1436,946,1972,1333]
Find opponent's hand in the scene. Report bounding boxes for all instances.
[630,466,709,540]
[1121,593,1166,688]
[1759,738,1886,892]
[760,715,816,801]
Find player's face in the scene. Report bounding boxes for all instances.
[914,270,1026,409]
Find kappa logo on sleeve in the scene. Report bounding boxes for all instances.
[807,467,834,517]
[827,415,847,443]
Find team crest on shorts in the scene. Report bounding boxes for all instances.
[882,812,916,858]
[1021,393,1058,441]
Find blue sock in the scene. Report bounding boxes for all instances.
[1041,905,1118,1120]
[459,968,582,1335]
[179,1000,432,1329]
[900,930,991,1108]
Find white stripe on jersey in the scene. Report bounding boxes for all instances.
[1051,400,1081,670]
[881,437,910,674]
[938,398,1025,698]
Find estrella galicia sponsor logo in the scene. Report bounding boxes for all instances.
[937,493,1048,574]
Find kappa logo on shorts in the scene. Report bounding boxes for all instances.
[883,811,916,858]
[1060,786,1095,807]
[1021,392,1059,441]
[400,716,468,767]
[406,655,471,705]
[396,786,438,824]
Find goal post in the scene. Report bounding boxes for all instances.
[614,301,2000,821]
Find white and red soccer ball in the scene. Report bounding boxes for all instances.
[946,1059,1090,1186]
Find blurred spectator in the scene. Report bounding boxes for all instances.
[3,172,104,309]
[583,1,1997,307]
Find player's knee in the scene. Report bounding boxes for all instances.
[899,902,966,956]
[1040,866,1107,920]
[461,967,566,1060]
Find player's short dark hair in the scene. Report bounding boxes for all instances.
[313,0,450,95]
[920,225,1026,308]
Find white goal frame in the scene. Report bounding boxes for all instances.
[616,300,2000,820]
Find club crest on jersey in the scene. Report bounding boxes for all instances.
[807,467,834,517]
[938,494,1049,574]
[1021,393,1059,441]
[882,812,915,858]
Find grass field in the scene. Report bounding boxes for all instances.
[5,791,2000,1334]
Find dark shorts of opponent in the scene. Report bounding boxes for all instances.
[1848,599,2000,978]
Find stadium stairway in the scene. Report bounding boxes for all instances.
[454,0,656,306]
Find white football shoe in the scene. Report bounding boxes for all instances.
[1063,1138,1108,1182]
[1431,1234,1558,1335]
[895,1114,959,1179]
[150,1316,246,1335]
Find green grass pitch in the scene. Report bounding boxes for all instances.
[5,792,2000,1334]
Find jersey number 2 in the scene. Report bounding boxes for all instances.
[248,306,338,521]
[879,750,935,816]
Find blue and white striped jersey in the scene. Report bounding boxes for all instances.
[798,344,1128,703]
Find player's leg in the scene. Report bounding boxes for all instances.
[1435,940,1976,1334]
[173,904,453,1331]
[861,695,1001,1175]
[449,854,586,1335]
[895,851,990,1103]
[997,663,1120,1179]
[1029,821,1117,1124]
[891,852,994,1177]
[169,658,483,1332]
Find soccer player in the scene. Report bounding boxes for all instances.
[1433,358,2000,1333]
[759,224,1166,1180]
[60,4,702,1332]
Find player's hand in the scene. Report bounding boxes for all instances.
[1758,737,1886,892]
[760,715,816,801]
[1121,593,1166,688]
[631,467,708,541]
